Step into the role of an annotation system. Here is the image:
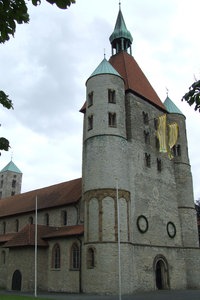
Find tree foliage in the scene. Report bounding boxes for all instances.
[182,80,200,112]
[0,0,75,43]
[0,91,13,152]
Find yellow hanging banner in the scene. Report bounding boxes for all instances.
[156,114,167,153]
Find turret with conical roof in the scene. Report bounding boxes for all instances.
[164,95,184,115]
[0,160,22,199]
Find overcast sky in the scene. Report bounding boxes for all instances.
[0,0,200,200]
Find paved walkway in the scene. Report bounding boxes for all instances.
[1,290,200,300]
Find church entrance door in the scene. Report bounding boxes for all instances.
[154,256,169,290]
[12,270,22,291]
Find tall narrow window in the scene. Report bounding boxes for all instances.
[0,180,3,188]
[3,222,6,234]
[1,250,6,264]
[143,111,149,125]
[177,145,181,156]
[45,213,49,226]
[61,210,67,226]
[108,89,116,103]
[145,153,151,168]
[52,243,61,269]
[15,219,19,232]
[71,243,80,270]
[144,130,150,144]
[88,91,93,107]
[108,112,117,127]
[12,180,16,188]
[87,248,95,269]
[157,158,162,172]
[88,115,93,131]
[155,137,159,150]
[154,118,158,130]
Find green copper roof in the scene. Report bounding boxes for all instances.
[0,160,22,174]
[89,58,122,79]
[164,96,183,115]
[109,7,133,44]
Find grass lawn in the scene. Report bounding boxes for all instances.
[0,295,50,300]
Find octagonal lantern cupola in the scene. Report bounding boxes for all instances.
[109,4,133,55]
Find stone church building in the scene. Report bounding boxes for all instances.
[0,6,200,295]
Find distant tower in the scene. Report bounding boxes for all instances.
[0,160,22,199]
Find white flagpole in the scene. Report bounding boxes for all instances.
[116,178,122,300]
[34,195,38,298]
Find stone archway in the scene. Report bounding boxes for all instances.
[12,269,22,291]
[154,255,169,290]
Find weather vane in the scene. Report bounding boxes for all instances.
[166,87,169,96]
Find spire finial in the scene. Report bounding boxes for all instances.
[104,48,106,59]
[119,1,121,10]
[166,87,169,96]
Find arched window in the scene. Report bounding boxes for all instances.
[71,243,80,270]
[52,243,61,269]
[87,247,95,269]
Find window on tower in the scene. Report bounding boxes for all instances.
[108,89,116,103]
[108,112,117,127]
[88,91,94,107]
[88,115,93,131]
[144,130,150,144]
[145,153,151,168]
[157,158,162,172]
[12,180,16,188]
[0,180,3,188]
[143,111,149,125]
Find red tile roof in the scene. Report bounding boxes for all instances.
[43,224,84,239]
[0,233,15,244]
[109,51,166,111]
[3,224,84,248]
[0,178,82,218]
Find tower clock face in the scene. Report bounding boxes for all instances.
[167,222,176,238]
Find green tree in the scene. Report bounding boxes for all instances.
[0,90,13,152]
[0,0,75,43]
[0,0,75,153]
[182,80,200,112]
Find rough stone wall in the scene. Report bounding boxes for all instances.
[47,238,80,293]
[5,247,48,291]
[0,204,79,235]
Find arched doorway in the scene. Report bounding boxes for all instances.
[12,270,22,291]
[154,256,169,290]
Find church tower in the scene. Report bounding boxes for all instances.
[0,160,22,199]
[82,4,200,294]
